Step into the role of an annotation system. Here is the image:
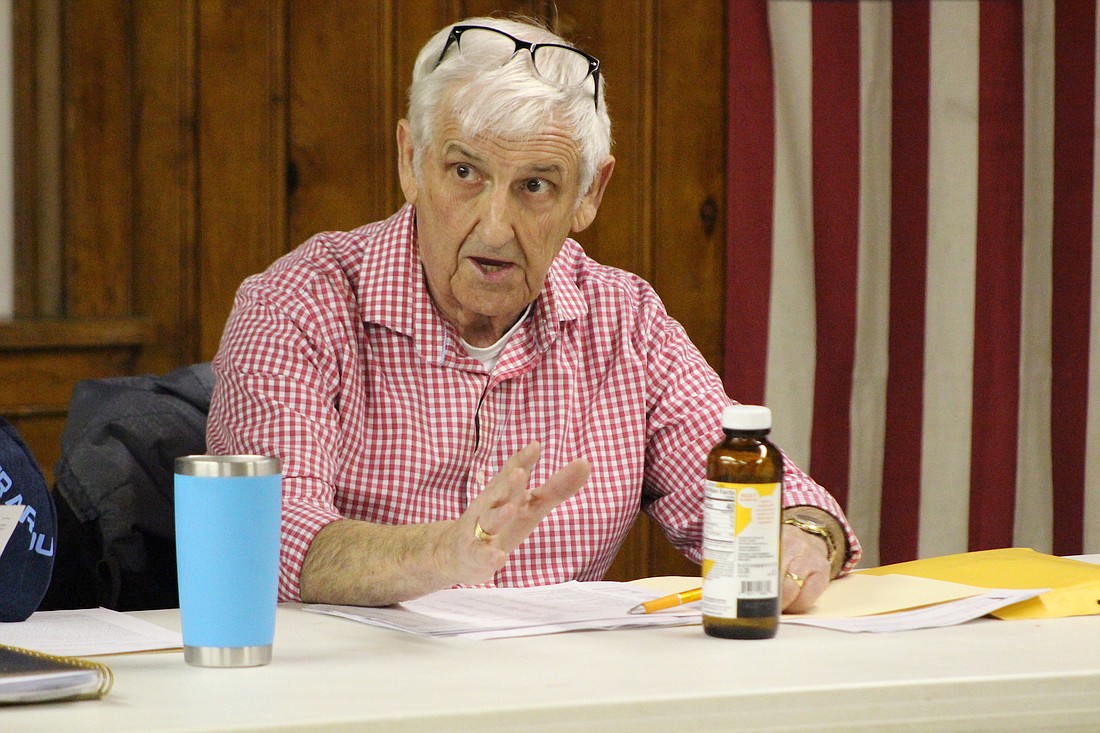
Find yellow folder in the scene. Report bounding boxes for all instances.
[860,547,1100,620]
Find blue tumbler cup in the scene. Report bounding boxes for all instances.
[174,455,281,667]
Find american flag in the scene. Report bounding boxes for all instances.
[724,0,1098,566]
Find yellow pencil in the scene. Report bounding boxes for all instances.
[628,587,702,615]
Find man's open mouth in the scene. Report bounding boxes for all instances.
[472,257,512,272]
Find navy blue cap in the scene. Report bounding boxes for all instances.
[0,416,56,622]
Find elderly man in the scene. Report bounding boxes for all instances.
[207,16,861,610]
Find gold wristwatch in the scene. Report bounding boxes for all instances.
[782,510,843,577]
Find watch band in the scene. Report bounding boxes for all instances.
[782,514,841,570]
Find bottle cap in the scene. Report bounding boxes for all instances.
[721,404,771,431]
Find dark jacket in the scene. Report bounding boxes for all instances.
[0,416,57,621]
[41,363,213,611]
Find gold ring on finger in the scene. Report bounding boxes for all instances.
[785,570,805,589]
[474,520,493,542]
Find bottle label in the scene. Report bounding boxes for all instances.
[701,480,781,619]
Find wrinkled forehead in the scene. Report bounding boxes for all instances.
[431,104,584,176]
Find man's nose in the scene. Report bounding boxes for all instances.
[475,186,515,248]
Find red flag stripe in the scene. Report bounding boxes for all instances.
[879,0,931,564]
[808,2,861,511]
[968,1,1025,551]
[723,0,775,406]
[1050,0,1096,556]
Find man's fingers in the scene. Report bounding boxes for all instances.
[779,525,832,612]
[483,466,530,509]
[782,568,827,613]
[471,502,516,541]
[529,459,591,506]
[472,458,591,550]
[477,443,540,506]
[478,444,587,513]
[502,441,540,474]
[496,459,590,544]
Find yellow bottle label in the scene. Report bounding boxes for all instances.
[701,480,781,618]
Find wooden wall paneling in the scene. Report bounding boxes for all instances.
[0,348,133,483]
[392,4,461,211]
[287,0,395,245]
[197,0,288,359]
[12,0,64,318]
[33,0,63,317]
[0,318,154,484]
[644,0,726,578]
[6,4,160,486]
[12,0,40,316]
[0,349,135,418]
[63,0,134,318]
[5,415,64,486]
[651,0,726,372]
[396,5,451,82]
[132,0,200,373]
[566,1,653,287]
[460,1,547,23]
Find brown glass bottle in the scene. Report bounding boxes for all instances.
[702,405,784,639]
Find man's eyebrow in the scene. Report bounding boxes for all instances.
[509,162,567,183]
[527,163,564,176]
[443,142,484,162]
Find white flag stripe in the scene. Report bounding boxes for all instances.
[918,0,980,559]
[1015,0,1055,552]
[849,0,893,565]
[766,0,816,468]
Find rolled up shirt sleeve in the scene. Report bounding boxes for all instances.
[207,239,359,601]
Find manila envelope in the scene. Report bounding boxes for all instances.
[860,547,1100,620]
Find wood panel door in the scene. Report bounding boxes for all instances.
[11,0,725,580]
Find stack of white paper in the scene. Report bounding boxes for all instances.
[307,575,1052,639]
[306,581,699,640]
[0,608,183,656]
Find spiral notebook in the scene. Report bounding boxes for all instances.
[0,643,113,704]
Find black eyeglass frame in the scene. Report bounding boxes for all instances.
[433,24,602,109]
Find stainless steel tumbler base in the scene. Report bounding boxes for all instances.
[184,645,272,668]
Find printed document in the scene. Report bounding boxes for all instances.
[0,608,183,657]
[0,504,23,553]
[308,581,699,639]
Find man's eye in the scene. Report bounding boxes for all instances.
[524,179,546,193]
[454,164,472,179]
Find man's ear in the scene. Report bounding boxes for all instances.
[397,119,419,206]
[572,155,616,233]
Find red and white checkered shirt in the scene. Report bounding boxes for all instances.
[207,204,860,601]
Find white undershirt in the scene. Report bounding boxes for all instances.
[459,304,533,372]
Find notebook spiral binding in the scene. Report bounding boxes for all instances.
[0,643,114,702]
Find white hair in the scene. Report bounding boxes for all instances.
[407,17,612,197]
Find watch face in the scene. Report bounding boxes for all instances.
[790,514,825,530]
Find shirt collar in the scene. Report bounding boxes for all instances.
[533,239,589,351]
